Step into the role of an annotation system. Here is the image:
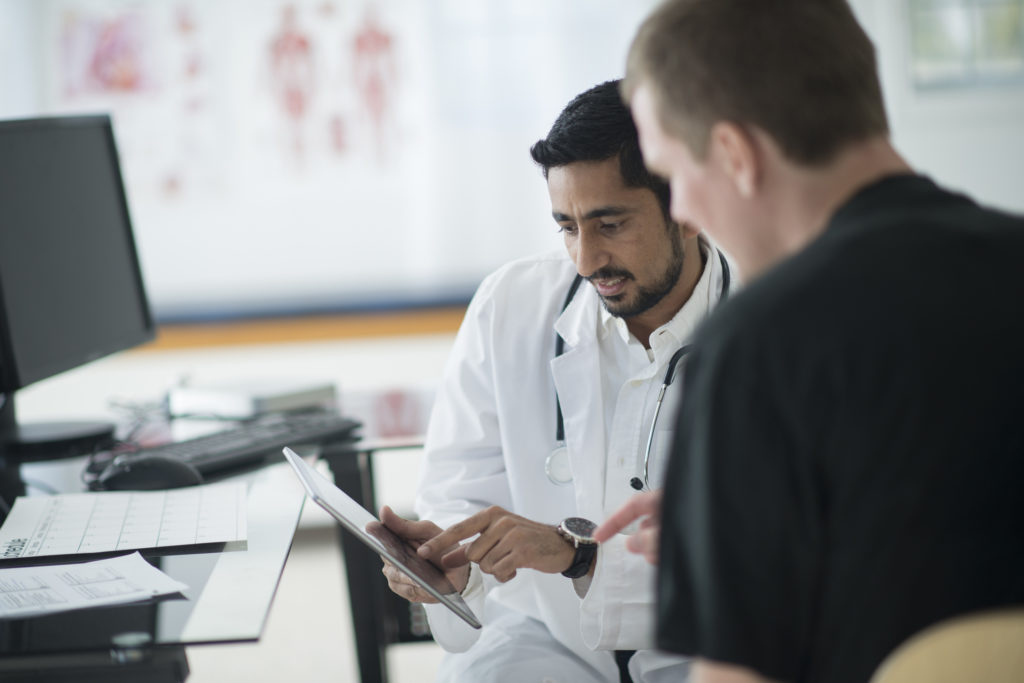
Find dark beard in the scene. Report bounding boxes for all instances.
[592,229,685,319]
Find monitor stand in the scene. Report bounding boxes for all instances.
[0,394,115,507]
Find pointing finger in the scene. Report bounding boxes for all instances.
[418,510,493,557]
[593,490,662,543]
[440,544,470,569]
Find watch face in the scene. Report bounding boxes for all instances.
[562,517,597,539]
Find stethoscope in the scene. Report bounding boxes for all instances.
[545,250,731,491]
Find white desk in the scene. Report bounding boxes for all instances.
[15,333,454,432]
[12,332,456,683]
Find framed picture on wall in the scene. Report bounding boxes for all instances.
[907,0,1024,88]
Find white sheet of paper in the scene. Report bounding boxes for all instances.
[0,482,248,560]
[0,551,188,619]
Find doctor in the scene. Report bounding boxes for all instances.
[380,79,729,682]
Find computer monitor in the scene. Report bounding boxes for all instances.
[0,114,155,463]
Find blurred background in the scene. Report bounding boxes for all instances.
[1,0,1021,327]
[0,0,662,323]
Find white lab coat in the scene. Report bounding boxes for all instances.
[416,248,727,682]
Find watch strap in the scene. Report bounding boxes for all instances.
[562,541,597,579]
[557,518,598,579]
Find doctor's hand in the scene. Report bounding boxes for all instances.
[417,506,577,583]
[593,489,662,565]
[378,505,470,603]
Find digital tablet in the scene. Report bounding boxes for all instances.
[281,447,481,629]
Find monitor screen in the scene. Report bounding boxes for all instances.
[0,115,154,394]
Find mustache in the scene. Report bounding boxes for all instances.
[587,267,634,283]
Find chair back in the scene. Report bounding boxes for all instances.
[870,607,1024,683]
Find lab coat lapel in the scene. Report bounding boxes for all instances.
[551,285,607,517]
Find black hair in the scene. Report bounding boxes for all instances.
[530,79,671,221]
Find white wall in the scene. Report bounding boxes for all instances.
[850,0,1024,214]
[0,1,38,115]
[2,0,1021,322]
[0,0,660,321]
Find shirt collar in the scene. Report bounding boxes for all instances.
[598,237,720,355]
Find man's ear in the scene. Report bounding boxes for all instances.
[710,122,759,198]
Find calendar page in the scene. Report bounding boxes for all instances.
[0,482,248,560]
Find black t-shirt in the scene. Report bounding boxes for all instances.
[658,175,1024,683]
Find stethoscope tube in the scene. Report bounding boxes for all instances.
[549,250,731,489]
[630,343,689,491]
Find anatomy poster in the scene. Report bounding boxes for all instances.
[24,0,658,319]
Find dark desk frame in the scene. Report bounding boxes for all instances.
[320,438,433,683]
[0,646,190,683]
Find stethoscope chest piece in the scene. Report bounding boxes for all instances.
[545,443,572,485]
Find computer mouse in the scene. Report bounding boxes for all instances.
[94,454,204,491]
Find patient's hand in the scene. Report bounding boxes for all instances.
[593,490,662,565]
[378,506,470,602]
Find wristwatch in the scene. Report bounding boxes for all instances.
[556,517,598,579]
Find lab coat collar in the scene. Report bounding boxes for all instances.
[552,275,599,352]
[551,282,608,513]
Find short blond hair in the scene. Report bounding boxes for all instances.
[624,0,889,164]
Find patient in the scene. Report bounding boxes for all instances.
[599,1,1024,683]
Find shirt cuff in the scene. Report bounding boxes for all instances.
[461,562,484,600]
[571,572,593,599]
[570,546,597,599]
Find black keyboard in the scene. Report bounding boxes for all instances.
[114,412,361,475]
